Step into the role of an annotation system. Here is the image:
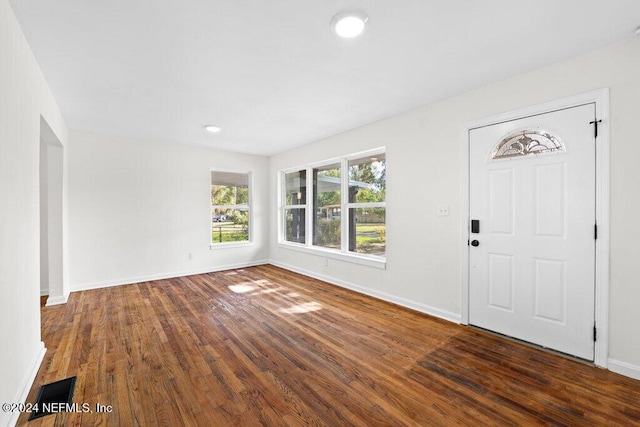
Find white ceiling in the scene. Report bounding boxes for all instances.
[9,0,640,156]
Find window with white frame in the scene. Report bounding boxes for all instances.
[211,171,250,244]
[283,169,307,244]
[347,154,386,256]
[313,163,341,250]
[280,149,386,262]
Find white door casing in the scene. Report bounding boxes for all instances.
[468,103,596,360]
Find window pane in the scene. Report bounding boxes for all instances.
[348,208,386,256]
[285,170,307,205]
[313,164,341,249]
[211,208,249,243]
[211,171,249,205]
[211,171,250,244]
[348,154,386,203]
[285,208,306,244]
[314,216,341,249]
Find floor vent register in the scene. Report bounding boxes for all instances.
[28,376,77,421]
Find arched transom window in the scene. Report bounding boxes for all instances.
[491,129,565,160]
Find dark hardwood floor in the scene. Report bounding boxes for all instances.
[19,265,640,426]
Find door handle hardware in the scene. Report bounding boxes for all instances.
[471,240,480,247]
[471,220,480,234]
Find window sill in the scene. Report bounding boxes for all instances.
[277,242,386,270]
[210,241,253,250]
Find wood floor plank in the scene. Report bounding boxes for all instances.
[17,265,640,426]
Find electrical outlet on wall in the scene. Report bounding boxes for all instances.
[438,206,449,216]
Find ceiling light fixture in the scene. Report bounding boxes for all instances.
[205,125,221,133]
[331,10,368,38]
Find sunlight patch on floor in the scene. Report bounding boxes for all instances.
[280,301,323,314]
[250,288,285,296]
[228,283,257,293]
[225,277,321,314]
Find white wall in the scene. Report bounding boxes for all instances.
[39,142,50,296]
[68,131,269,290]
[269,36,640,372]
[0,1,68,425]
[44,141,65,303]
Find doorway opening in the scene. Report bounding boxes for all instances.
[39,117,67,305]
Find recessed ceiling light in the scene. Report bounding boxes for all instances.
[331,10,368,38]
[205,125,221,133]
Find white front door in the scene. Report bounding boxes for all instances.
[469,104,596,360]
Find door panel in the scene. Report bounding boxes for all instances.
[469,104,595,360]
[489,169,514,234]
[535,163,566,237]
[533,258,565,323]
[488,254,514,311]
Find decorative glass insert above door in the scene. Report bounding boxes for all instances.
[491,130,565,160]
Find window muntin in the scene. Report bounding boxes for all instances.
[211,171,250,244]
[279,149,386,262]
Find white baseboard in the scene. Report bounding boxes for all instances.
[2,342,46,427]
[40,288,49,296]
[269,260,461,324]
[45,292,69,306]
[70,260,269,293]
[608,358,640,381]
